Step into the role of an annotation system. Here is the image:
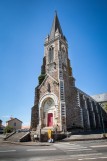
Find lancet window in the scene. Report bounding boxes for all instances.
[61,47,67,65]
[48,47,54,63]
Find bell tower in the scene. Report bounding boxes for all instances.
[44,12,67,78]
[31,12,75,131]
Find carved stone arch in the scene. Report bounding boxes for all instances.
[61,45,67,65]
[47,44,55,51]
[39,93,58,127]
[39,93,58,108]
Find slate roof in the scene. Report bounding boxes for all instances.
[49,12,64,40]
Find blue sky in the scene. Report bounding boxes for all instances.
[0,0,107,126]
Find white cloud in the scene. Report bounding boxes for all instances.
[2,115,10,118]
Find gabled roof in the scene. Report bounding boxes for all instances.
[6,118,23,123]
[50,12,64,40]
[38,73,58,89]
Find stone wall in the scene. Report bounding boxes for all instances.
[31,105,39,130]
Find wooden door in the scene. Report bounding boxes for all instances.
[47,113,53,126]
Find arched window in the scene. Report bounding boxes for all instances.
[62,48,65,58]
[61,47,67,65]
[47,83,51,92]
[48,47,54,63]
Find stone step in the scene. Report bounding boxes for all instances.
[5,132,29,142]
[42,126,53,131]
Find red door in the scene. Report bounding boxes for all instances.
[47,113,53,126]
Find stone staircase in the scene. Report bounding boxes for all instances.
[30,127,54,142]
[30,127,67,142]
[5,132,30,142]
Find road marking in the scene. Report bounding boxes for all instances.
[66,146,88,150]
[99,157,107,159]
[70,153,102,157]
[25,154,105,161]
[90,145,107,148]
[67,148,92,151]
[26,148,56,151]
[78,156,107,160]
[54,144,88,149]
[0,150,16,153]
[54,143,93,152]
[78,158,97,160]
[53,143,76,146]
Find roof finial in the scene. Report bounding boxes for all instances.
[55,10,57,15]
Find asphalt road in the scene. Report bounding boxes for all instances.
[0,140,107,161]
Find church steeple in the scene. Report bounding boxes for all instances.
[49,12,64,40]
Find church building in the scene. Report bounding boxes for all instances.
[31,13,103,132]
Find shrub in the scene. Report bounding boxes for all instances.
[38,74,46,85]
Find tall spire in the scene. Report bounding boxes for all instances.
[50,12,64,40]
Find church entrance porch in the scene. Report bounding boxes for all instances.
[39,94,59,129]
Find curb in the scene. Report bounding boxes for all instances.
[2,136,107,146]
[62,138,106,142]
[61,136,107,142]
[2,141,51,146]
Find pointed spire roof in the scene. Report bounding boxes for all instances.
[50,12,64,40]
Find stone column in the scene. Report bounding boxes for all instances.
[84,96,90,129]
[95,103,101,128]
[80,107,84,128]
[90,100,96,129]
[77,92,84,128]
[55,105,59,118]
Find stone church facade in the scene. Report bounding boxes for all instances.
[31,13,103,131]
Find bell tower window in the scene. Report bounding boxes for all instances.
[48,47,54,63]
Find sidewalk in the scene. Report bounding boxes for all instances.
[2,141,51,146]
[62,133,107,141]
[2,133,107,146]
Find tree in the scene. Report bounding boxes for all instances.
[4,126,13,134]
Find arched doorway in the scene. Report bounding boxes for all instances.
[43,98,55,127]
[39,93,58,128]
